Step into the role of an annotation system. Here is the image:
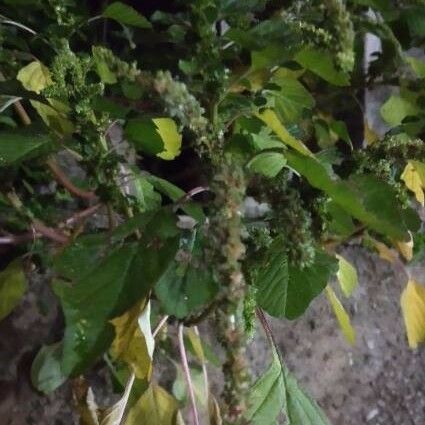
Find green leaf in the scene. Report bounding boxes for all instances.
[255,241,338,319]
[247,152,286,178]
[16,61,52,94]
[30,100,75,135]
[124,384,179,425]
[406,56,425,78]
[31,342,67,394]
[326,286,356,345]
[267,71,315,123]
[54,239,178,375]
[0,260,26,321]
[335,254,358,297]
[380,94,420,127]
[92,46,117,84]
[294,48,349,86]
[102,2,152,28]
[256,109,312,156]
[146,175,205,222]
[125,119,164,155]
[403,6,425,37]
[285,151,419,240]
[125,118,182,160]
[155,234,218,319]
[246,348,330,425]
[0,131,50,166]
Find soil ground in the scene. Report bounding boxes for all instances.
[1,247,424,424]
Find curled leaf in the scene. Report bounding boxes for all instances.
[401,279,425,349]
[401,160,425,206]
[326,285,356,345]
[255,109,313,156]
[110,300,154,379]
[336,254,358,297]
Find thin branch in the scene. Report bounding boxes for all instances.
[32,219,68,244]
[174,186,210,209]
[153,315,169,338]
[178,324,200,425]
[46,157,97,200]
[0,205,102,245]
[13,100,31,126]
[62,204,102,227]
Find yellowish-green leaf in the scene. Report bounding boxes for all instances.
[17,61,52,94]
[154,118,182,160]
[110,300,154,379]
[400,279,425,349]
[255,109,313,156]
[186,328,205,363]
[208,396,223,425]
[326,285,356,345]
[364,119,379,146]
[0,260,26,321]
[336,254,358,297]
[393,232,414,262]
[124,384,179,425]
[101,373,135,425]
[370,238,398,263]
[380,95,419,127]
[401,160,425,206]
[406,55,425,78]
[30,100,75,135]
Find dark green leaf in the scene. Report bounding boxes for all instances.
[255,240,337,319]
[246,347,330,425]
[267,73,314,123]
[54,239,178,375]
[286,152,419,240]
[125,119,164,155]
[102,2,152,28]
[0,131,50,166]
[155,233,218,319]
[31,342,67,394]
[146,175,205,222]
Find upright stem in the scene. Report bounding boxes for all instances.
[178,324,200,425]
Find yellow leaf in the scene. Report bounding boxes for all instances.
[393,232,414,262]
[124,384,179,425]
[153,118,182,160]
[326,286,356,345]
[110,300,154,379]
[400,279,425,349]
[208,395,223,425]
[364,119,379,146]
[336,254,358,297]
[17,61,53,94]
[255,109,313,157]
[401,161,425,206]
[370,239,398,263]
[72,377,100,425]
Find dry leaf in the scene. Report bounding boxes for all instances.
[400,279,425,349]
